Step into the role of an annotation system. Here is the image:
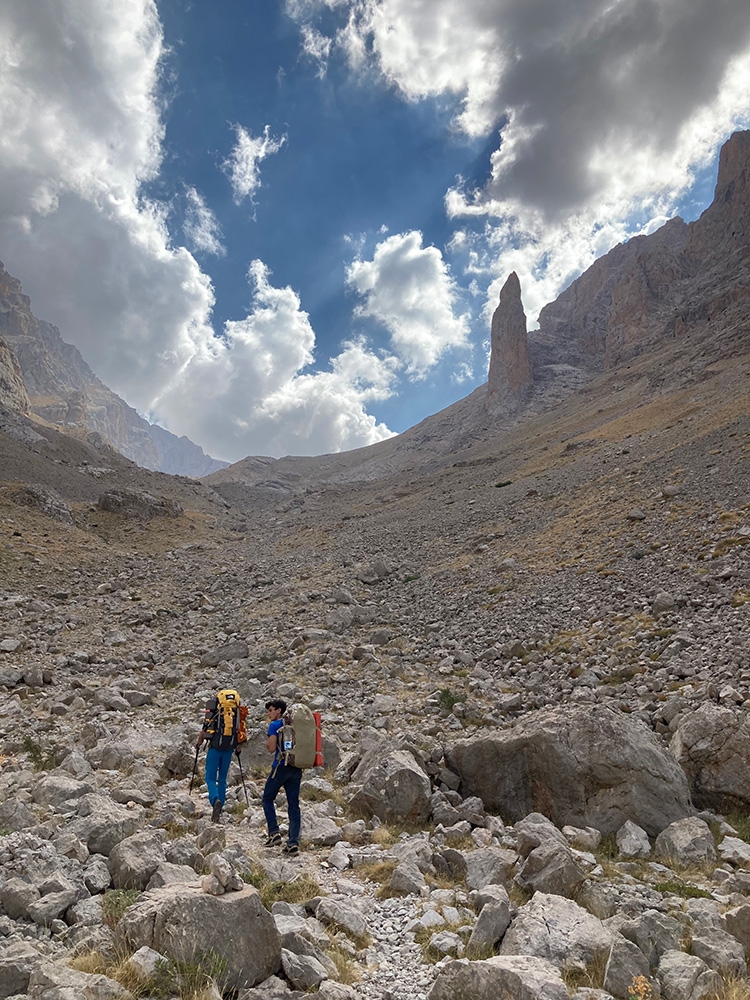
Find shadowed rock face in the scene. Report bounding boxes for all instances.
[0,259,227,476]
[0,334,30,413]
[487,272,533,412]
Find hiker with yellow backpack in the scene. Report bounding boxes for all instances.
[195,688,248,823]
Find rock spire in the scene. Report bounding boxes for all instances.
[486,271,533,411]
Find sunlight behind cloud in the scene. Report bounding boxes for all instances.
[293,0,750,328]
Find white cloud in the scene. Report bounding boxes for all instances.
[155,263,396,459]
[222,124,286,206]
[183,186,225,257]
[300,25,333,77]
[291,0,750,324]
[346,231,469,376]
[0,0,216,408]
[0,0,395,461]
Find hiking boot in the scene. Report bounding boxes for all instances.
[264,832,282,847]
[282,843,299,856]
[211,799,223,823]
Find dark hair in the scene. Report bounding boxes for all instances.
[265,699,287,713]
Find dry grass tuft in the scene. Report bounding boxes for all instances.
[356,860,398,886]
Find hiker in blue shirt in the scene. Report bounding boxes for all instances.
[262,699,302,855]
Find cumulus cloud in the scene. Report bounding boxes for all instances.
[0,0,394,461]
[291,0,750,330]
[346,231,469,376]
[293,0,750,219]
[183,186,225,257]
[155,262,396,459]
[0,0,216,408]
[222,124,286,206]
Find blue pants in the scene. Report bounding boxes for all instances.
[263,764,302,845]
[205,747,233,806]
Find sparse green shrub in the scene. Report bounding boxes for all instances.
[101,889,141,929]
[653,880,712,899]
[726,814,750,843]
[438,688,457,712]
[22,735,57,771]
[495,480,513,488]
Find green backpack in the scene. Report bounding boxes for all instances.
[278,704,323,769]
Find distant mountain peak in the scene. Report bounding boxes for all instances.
[0,259,227,477]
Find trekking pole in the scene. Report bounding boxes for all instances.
[236,750,249,806]
[189,744,200,795]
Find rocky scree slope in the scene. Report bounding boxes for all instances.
[0,132,748,1000]
[0,312,748,1000]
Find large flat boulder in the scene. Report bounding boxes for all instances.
[446,705,692,835]
[114,884,280,990]
[498,892,614,970]
[68,794,144,856]
[428,955,568,1000]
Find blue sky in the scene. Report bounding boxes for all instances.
[1,0,750,462]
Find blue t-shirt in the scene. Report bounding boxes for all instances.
[267,719,283,766]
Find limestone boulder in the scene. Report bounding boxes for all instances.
[27,961,130,999]
[499,892,614,970]
[315,898,369,941]
[68,794,144,856]
[0,941,44,999]
[31,774,94,808]
[602,936,651,1000]
[108,830,168,890]
[346,748,431,824]
[97,489,182,521]
[464,847,517,890]
[514,813,569,858]
[115,884,280,990]
[467,898,511,956]
[616,821,651,859]
[618,909,686,968]
[0,797,35,832]
[654,818,717,867]
[515,838,587,898]
[657,950,723,1000]
[428,955,569,1000]
[0,876,41,919]
[446,705,692,835]
[670,703,750,812]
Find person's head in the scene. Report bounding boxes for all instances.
[265,699,286,719]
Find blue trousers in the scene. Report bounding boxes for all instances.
[263,763,302,845]
[205,747,233,806]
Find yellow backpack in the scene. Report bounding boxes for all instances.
[205,689,247,749]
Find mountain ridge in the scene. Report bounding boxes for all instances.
[207,130,750,495]
[0,261,228,478]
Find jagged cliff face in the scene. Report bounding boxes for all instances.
[489,130,750,410]
[0,334,30,413]
[0,260,227,476]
